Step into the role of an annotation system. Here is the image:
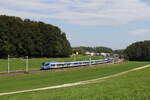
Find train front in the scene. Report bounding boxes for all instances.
[40,62,51,70]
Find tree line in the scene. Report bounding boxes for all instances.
[73,42,150,61]
[0,15,149,61]
[0,15,72,58]
[72,46,113,54]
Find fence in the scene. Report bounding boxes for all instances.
[0,55,29,73]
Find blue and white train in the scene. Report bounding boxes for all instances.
[40,58,118,70]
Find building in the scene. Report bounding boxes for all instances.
[100,52,110,57]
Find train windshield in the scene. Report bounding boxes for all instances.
[44,63,50,66]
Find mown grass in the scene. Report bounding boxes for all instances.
[0,61,149,94]
[0,55,103,72]
[1,65,149,100]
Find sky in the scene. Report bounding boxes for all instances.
[0,0,150,50]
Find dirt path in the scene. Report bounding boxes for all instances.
[0,64,149,96]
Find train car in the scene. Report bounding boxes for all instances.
[41,62,59,70]
[40,58,118,70]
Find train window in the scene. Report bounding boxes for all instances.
[51,64,55,66]
[57,64,64,66]
[79,62,82,64]
[57,64,60,66]
[67,63,70,65]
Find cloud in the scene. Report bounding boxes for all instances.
[128,29,150,36]
[1,0,150,25]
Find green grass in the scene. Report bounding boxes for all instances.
[0,55,103,72]
[1,65,149,100]
[0,61,149,94]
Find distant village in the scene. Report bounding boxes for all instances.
[75,51,119,58]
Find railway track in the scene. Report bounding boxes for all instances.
[0,59,123,76]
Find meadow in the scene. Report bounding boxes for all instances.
[1,64,149,100]
[0,55,103,72]
[0,61,149,95]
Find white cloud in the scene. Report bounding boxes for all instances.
[0,0,150,25]
[129,29,150,36]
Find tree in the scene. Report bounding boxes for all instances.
[124,40,150,61]
[0,15,72,58]
[72,46,113,55]
[94,47,113,53]
[72,47,85,55]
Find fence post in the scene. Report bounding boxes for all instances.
[8,55,10,74]
[26,56,29,73]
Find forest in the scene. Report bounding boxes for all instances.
[0,15,72,58]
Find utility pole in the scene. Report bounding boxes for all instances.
[8,55,10,74]
[74,54,76,61]
[89,55,92,66]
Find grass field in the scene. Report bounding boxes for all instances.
[0,55,103,72]
[1,65,149,100]
[0,61,149,94]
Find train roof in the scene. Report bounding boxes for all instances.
[43,59,104,64]
[44,62,59,64]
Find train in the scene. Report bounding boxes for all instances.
[40,58,119,70]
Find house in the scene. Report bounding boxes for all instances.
[100,52,110,57]
[85,52,95,56]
